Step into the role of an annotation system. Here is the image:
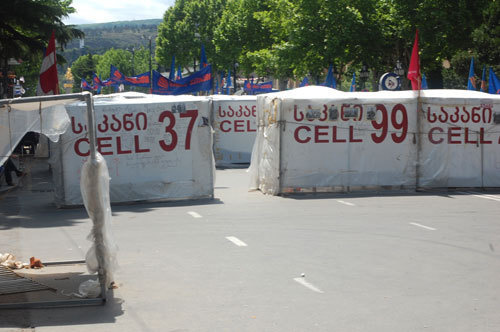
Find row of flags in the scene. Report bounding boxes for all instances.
[467,57,500,94]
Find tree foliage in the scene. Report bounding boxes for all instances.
[156,0,227,74]
[0,0,83,63]
[70,53,100,92]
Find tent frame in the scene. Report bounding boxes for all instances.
[0,92,107,309]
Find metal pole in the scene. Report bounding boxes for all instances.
[0,92,86,106]
[84,92,97,161]
[149,37,152,92]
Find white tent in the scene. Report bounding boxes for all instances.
[249,86,500,194]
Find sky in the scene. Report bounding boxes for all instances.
[63,0,175,25]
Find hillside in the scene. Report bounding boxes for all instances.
[62,19,162,66]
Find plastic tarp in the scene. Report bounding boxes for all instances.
[81,153,117,288]
[0,98,76,166]
[52,92,214,206]
[211,95,257,165]
[249,86,500,194]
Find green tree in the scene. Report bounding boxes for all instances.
[70,53,100,92]
[156,0,227,74]
[0,0,83,97]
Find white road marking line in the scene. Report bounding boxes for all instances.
[225,236,248,247]
[337,200,355,206]
[410,222,436,231]
[187,211,202,218]
[293,278,324,294]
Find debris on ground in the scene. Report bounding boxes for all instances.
[0,252,26,269]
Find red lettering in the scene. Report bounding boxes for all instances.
[234,120,244,132]
[116,136,132,154]
[294,126,311,143]
[428,127,444,144]
[220,120,231,132]
[332,126,346,143]
[246,120,256,132]
[314,125,329,143]
[349,126,363,142]
[71,117,83,134]
[464,128,478,145]
[479,128,492,144]
[134,135,150,153]
[74,138,90,157]
[97,137,113,155]
[294,105,304,121]
[447,127,461,144]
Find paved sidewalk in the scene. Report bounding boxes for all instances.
[1,157,500,332]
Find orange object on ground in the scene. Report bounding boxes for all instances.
[30,257,43,268]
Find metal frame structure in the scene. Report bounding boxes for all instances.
[0,92,107,309]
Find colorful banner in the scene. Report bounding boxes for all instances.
[243,80,273,94]
[124,71,150,87]
[109,65,150,87]
[152,64,212,95]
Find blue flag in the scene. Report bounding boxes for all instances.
[176,65,183,80]
[299,77,309,87]
[109,65,125,84]
[480,66,487,92]
[349,73,356,92]
[226,69,232,95]
[81,78,92,91]
[92,74,102,94]
[467,57,476,90]
[489,67,500,94]
[323,64,336,89]
[200,44,207,68]
[169,56,175,80]
[421,73,428,89]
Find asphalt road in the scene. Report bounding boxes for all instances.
[1,160,500,331]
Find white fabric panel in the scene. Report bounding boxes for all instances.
[211,95,257,165]
[249,87,500,194]
[54,93,214,206]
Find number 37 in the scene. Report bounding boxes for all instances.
[158,110,198,151]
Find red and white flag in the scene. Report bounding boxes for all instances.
[407,29,421,90]
[37,31,59,95]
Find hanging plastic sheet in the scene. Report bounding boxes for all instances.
[0,97,78,166]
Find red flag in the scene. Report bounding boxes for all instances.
[407,29,421,90]
[37,31,59,95]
